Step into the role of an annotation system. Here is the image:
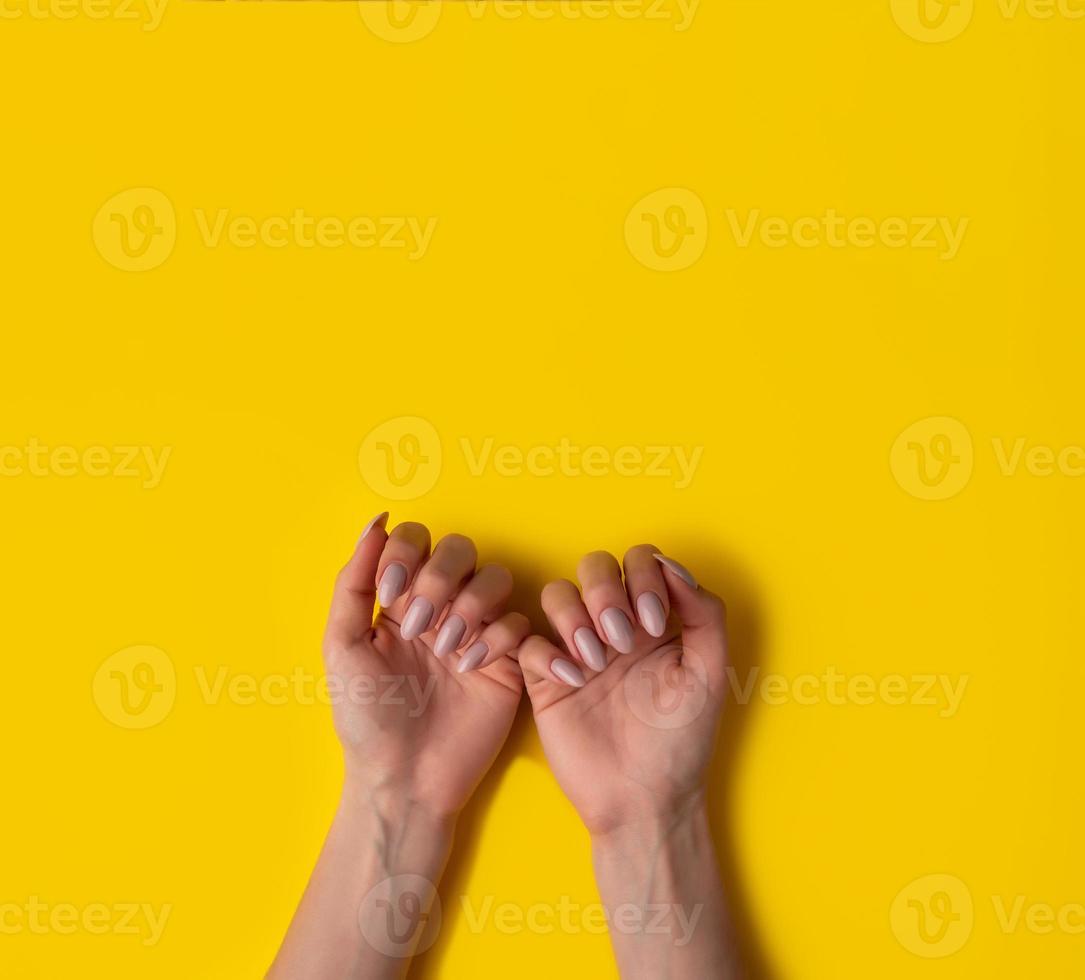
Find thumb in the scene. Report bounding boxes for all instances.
[325,511,389,650]
[653,554,728,678]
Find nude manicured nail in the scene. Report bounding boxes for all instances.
[551,660,586,688]
[652,554,699,589]
[456,641,488,674]
[359,511,389,543]
[434,615,467,658]
[377,563,408,607]
[400,597,434,640]
[636,592,667,638]
[600,607,635,654]
[574,627,607,672]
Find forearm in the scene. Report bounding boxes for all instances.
[591,800,742,980]
[268,774,454,980]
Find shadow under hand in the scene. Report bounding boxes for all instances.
[677,537,775,980]
[406,553,550,980]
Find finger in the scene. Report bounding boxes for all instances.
[375,522,431,611]
[577,551,636,654]
[540,578,608,673]
[653,553,728,673]
[433,563,513,658]
[623,544,670,639]
[400,533,477,641]
[456,611,530,674]
[516,634,586,689]
[325,512,389,650]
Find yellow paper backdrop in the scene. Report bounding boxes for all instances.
[1,1,1083,977]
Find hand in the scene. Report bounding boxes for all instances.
[324,514,529,819]
[519,546,727,834]
[518,546,740,979]
[269,515,530,980]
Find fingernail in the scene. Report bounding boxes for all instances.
[456,641,488,674]
[359,511,389,543]
[400,597,434,640]
[377,563,408,607]
[600,608,635,654]
[574,627,607,672]
[551,660,586,688]
[652,554,699,589]
[636,592,667,638]
[434,615,467,658]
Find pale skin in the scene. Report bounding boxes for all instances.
[268,517,742,980]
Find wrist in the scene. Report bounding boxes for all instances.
[588,791,709,851]
[341,766,459,838]
[589,796,739,979]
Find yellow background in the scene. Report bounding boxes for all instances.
[2,0,1084,977]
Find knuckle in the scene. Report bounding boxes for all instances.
[581,578,620,603]
[480,563,513,590]
[519,634,550,660]
[703,591,727,622]
[624,543,659,565]
[541,578,575,608]
[393,521,428,540]
[579,549,615,568]
[451,591,485,620]
[421,566,455,593]
[438,532,476,557]
[503,611,531,636]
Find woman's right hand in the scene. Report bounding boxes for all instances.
[518,545,728,835]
